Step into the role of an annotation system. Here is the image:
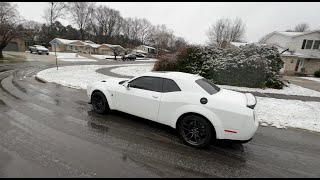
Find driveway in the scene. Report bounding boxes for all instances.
[0,54,320,177]
[283,75,320,92]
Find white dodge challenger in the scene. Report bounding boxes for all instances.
[87,71,258,148]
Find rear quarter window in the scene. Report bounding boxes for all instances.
[195,78,220,95]
[162,79,181,92]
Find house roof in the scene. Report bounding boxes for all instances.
[49,38,80,45]
[139,45,156,50]
[86,43,101,48]
[277,30,320,37]
[102,44,125,49]
[260,30,320,43]
[134,49,148,54]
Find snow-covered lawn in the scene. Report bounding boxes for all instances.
[110,65,154,77]
[135,58,158,62]
[48,52,97,62]
[300,77,320,83]
[256,97,320,132]
[36,64,320,132]
[36,64,148,89]
[91,55,122,60]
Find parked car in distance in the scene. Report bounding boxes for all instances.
[122,54,136,61]
[29,45,49,55]
[87,71,259,148]
[135,53,145,58]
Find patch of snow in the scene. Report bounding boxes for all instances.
[256,97,320,132]
[110,65,154,77]
[48,52,96,62]
[91,55,121,59]
[300,77,320,83]
[135,58,158,62]
[36,64,148,89]
[219,84,320,97]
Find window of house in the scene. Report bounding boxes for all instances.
[305,40,314,49]
[313,40,320,49]
[301,39,306,49]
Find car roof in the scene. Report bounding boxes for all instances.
[140,71,203,81]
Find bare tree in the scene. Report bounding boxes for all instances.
[108,45,125,60]
[207,17,246,47]
[138,18,152,44]
[294,23,310,32]
[21,20,42,46]
[68,2,95,41]
[43,2,67,39]
[229,18,246,43]
[0,2,23,59]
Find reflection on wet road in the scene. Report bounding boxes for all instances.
[0,62,320,177]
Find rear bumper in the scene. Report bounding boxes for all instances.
[221,110,259,141]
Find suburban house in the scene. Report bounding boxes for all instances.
[49,38,124,55]
[3,37,26,52]
[259,30,320,75]
[135,45,157,57]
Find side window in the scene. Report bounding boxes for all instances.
[129,76,163,92]
[162,79,181,93]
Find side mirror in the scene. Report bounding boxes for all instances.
[124,82,130,90]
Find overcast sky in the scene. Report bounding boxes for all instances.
[15,2,320,45]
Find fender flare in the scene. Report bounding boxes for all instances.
[171,105,224,139]
[91,87,114,110]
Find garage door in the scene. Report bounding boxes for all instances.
[3,42,19,51]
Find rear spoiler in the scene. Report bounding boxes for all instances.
[245,93,257,109]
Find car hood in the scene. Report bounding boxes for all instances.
[211,88,247,107]
[37,47,48,51]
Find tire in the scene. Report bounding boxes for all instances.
[46,53,49,55]
[29,49,32,53]
[91,91,110,114]
[178,115,214,148]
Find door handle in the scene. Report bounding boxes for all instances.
[152,95,158,98]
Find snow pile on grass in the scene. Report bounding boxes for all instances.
[256,97,320,132]
[36,64,148,89]
[300,77,320,83]
[49,52,96,62]
[110,65,154,77]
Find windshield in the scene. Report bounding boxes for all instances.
[195,78,220,95]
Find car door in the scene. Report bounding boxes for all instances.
[157,78,183,126]
[115,76,163,122]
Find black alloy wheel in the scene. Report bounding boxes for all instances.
[179,115,213,148]
[91,91,109,114]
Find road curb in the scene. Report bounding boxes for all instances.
[35,75,47,83]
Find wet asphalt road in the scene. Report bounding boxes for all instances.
[0,57,320,177]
